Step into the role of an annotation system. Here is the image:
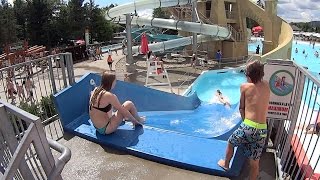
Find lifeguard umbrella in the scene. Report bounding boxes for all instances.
[252,26,263,32]
[140,32,149,55]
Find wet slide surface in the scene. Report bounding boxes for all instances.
[141,103,241,138]
[54,73,245,177]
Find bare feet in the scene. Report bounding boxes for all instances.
[131,116,146,127]
[138,116,146,124]
[218,159,230,171]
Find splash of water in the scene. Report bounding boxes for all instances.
[170,119,181,125]
[194,110,241,137]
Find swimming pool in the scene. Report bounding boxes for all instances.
[291,41,320,77]
[248,40,320,79]
[143,70,246,138]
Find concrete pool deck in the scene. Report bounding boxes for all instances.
[54,52,276,180]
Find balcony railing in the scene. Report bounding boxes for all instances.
[0,99,71,179]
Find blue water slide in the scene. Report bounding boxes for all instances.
[54,73,245,177]
[54,73,201,127]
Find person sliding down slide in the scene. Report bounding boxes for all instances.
[216,90,231,108]
[89,71,146,135]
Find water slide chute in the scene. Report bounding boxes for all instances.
[106,0,232,53]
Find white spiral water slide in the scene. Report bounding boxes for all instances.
[106,0,232,53]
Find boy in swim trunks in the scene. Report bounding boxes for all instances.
[218,60,270,180]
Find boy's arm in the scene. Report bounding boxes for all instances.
[239,84,246,120]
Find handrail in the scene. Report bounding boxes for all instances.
[177,69,197,94]
[197,11,244,42]
[173,7,232,41]
[246,55,255,63]
[173,4,242,39]
[47,138,72,179]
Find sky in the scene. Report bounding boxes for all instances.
[277,0,320,22]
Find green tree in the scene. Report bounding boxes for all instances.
[0,0,18,45]
[246,18,259,29]
[83,1,116,43]
[54,4,71,45]
[153,7,170,19]
[67,0,85,40]
[26,0,54,47]
[301,23,311,32]
[13,0,27,40]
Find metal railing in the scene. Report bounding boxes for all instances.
[218,55,248,67]
[0,53,75,141]
[101,43,123,53]
[177,69,198,95]
[267,61,320,179]
[169,5,244,42]
[0,99,71,180]
[197,11,244,42]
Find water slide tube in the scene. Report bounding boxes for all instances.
[131,35,221,54]
[106,0,232,53]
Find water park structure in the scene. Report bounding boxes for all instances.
[106,0,293,65]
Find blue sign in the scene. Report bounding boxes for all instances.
[269,70,294,96]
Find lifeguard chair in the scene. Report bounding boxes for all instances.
[145,59,173,93]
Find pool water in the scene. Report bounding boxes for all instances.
[291,41,320,78]
[143,70,246,138]
[248,40,320,79]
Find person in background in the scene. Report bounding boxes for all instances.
[218,60,270,180]
[107,54,113,71]
[147,51,155,61]
[24,76,35,102]
[256,45,260,54]
[6,77,16,103]
[122,44,126,55]
[203,52,208,67]
[191,54,196,68]
[216,50,222,65]
[315,51,319,58]
[96,46,102,60]
[16,82,25,101]
[306,122,320,134]
[313,41,315,49]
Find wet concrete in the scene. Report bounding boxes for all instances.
[58,132,276,180]
[59,134,227,180]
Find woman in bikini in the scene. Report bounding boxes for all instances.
[216,89,231,107]
[89,71,146,135]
